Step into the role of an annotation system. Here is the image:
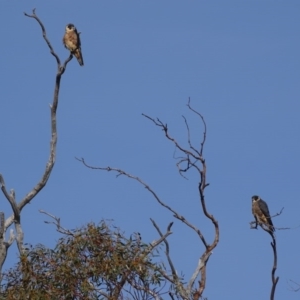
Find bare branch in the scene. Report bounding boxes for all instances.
[186,98,207,157]
[3,10,72,232]
[182,115,200,156]
[142,114,199,161]
[24,8,63,66]
[0,212,7,274]
[14,222,24,254]
[78,100,219,299]
[288,280,300,292]
[150,219,178,284]
[168,292,175,300]
[148,221,173,251]
[188,252,212,294]
[0,213,4,238]
[39,210,74,236]
[0,175,20,220]
[142,100,219,299]
[150,219,190,299]
[76,157,208,247]
[269,232,279,300]
[0,227,15,274]
[143,102,219,240]
[7,229,15,247]
[271,207,284,219]
[250,216,280,299]
[0,11,73,270]
[0,177,23,256]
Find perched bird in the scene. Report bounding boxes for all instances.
[252,195,274,232]
[63,23,84,66]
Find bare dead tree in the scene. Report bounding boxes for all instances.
[77,99,219,299]
[0,9,73,274]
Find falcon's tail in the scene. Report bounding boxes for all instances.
[267,217,275,232]
[73,48,84,66]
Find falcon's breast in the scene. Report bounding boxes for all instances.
[63,31,79,52]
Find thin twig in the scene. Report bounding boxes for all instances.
[271,207,284,218]
[24,9,61,65]
[182,115,201,156]
[142,114,200,161]
[288,280,300,292]
[39,210,74,236]
[186,97,207,157]
[150,220,180,290]
[148,221,173,251]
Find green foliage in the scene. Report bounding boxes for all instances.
[0,221,165,300]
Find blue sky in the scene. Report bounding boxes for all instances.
[0,1,300,299]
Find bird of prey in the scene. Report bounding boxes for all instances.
[63,23,84,66]
[252,195,274,232]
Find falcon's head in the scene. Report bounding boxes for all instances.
[65,23,76,32]
[252,195,260,202]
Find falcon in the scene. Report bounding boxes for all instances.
[252,195,274,232]
[63,23,84,66]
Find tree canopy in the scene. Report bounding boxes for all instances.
[1,221,171,300]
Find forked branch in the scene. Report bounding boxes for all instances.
[39,210,74,236]
[0,9,71,268]
[24,8,73,71]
